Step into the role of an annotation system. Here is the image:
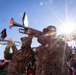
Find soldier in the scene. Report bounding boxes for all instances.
[33,25,69,75]
[4,35,35,75]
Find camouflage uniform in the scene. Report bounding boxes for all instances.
[34,25,69,75]
[34,38,69,75]
[4,37,35,75]
[4,46,13,60]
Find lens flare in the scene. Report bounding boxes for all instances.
[59,20,76,35]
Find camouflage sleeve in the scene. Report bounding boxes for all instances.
[62,39,70,61]
[66,43,70,61]
[63,39,70,62]
[32,45,42,59]
[4,46,12,60]
[11,45,18,53]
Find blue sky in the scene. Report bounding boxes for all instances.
[0,0,76,59]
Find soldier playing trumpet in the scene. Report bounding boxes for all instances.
[33,25,69,75]
[4,35,35,75]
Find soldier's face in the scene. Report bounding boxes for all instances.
[22,41,26,47]
[21,37,32,49]
[21,37,28,48]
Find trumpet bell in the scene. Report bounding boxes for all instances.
[10,18,14,26]
[0,29,7,39]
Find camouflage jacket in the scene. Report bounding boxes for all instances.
[34,38,69,75]
[4,45,35,75]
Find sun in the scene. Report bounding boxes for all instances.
[61,22,75,34]
[59,20,76,35]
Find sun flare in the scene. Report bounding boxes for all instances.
[59,20,76,35]
[61,25,75,35]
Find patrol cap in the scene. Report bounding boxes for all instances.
[20,36,32,46]
[43,25,56,33]
[20,36,28,42]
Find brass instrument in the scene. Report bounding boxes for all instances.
[9,12,43,37]
[0,28,7,39]
[0,28,21,46]
[0,39,21,46]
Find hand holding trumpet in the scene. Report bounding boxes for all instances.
[0,39,21,46]
[7,38,15,47]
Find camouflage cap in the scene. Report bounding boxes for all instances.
[43,25,56,33]
[20,36,32,47]
[20,36,28,42]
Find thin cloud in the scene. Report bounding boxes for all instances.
[48,0,54,5]
[69,0,75,4]
[40,1,44,6]
[39,0,54,6]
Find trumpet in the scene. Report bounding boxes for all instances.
[9,18,43,37]
[0,39,21,46]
